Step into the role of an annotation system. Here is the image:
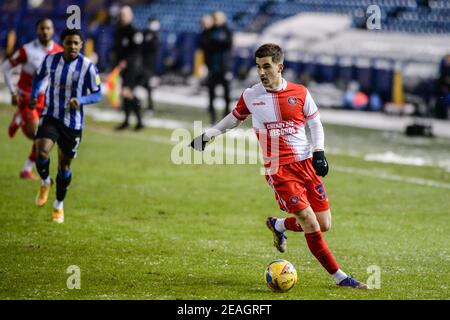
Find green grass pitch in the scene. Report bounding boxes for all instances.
[0,105,449,300]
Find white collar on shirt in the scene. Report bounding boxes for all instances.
[266,78,287,92]
[35,39,54,51]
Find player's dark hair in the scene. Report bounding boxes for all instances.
[60,28,83,42]
[35,17,52,29]
[255,43,284,64]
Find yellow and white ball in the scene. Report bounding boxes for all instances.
[264,259,298,292]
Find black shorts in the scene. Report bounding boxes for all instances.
[121,65,139,88]
[35,116,82,158]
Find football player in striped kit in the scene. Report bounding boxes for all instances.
[1,18,62,180]
[191,43,368,289]
[30,28,103,223]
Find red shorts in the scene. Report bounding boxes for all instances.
[265,158,330,213]
[18,93,45,125]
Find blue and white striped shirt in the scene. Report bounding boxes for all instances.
[32,52,102,130]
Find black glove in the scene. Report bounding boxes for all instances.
[312,150,329,177]
[190,133,208,151]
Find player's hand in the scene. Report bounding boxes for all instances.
[29,98,37,110]
[312,150,329,177]
[11,94,21,106]
[69,98,80,109]
[189,133,209,151]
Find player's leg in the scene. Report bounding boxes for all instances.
[265,166,306,252]
[18,94,45,179]
[34,117,59,206]
[51,125,81,223]
[315,209,331,232]
[52,147,73,223]
[276,160,331,233]
[35,137,54,179]
[280,210,330,233]
[35,137,55,206]
[294,206,367,289]
[19,117,39,180]
[8,109,22,138]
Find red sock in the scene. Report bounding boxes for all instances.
[284,216,303,232]
[304,230,339,274]
[28,143,36,162]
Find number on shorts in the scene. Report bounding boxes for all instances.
[72,137,81,157]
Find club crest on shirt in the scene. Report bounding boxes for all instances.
[289,195,300,205]
[287,96,298,106]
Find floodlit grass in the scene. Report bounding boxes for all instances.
[0,105,449,300]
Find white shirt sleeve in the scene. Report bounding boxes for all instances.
[303,89,319,119]
[1,59,17,95]
[307,115,325,151]
[304,90,325,151]
[204,112,242,141]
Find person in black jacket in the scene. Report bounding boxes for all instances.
[112,5,144,130]
[140,17,160,114]
[203,11,233,124]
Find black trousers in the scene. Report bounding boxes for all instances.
[207,73,230,124]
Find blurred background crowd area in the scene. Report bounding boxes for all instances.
[1,0,450,119]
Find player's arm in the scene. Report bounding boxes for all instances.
[190,113,243,151]
[304,90,328,177]
[30,54,50,109]
[1,48,26,105]
[190,94,250,151]
[70,64,103,109]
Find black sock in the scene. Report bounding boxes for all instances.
[56,169,72,201]
[36,158,50,181]
[132,98,142,126]
[123,98,131,124]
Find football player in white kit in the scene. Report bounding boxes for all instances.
[1,18,62,180]
[191,43,368,289]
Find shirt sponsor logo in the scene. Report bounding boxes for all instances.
[265,120,298,137]
[252,101,266,106]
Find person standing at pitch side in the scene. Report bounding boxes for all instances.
[112,5,144,130]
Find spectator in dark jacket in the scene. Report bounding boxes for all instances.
[140,17,160,114]
[202,11,233,124]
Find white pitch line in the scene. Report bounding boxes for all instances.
[90,126,450,190]
[333,165,450,190]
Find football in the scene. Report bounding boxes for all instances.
[264,259,298,293]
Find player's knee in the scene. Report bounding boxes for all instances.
[320,221,331,232]
[295,210,308,221]
[36,148,49,161]
[294,208,317,227]
[22,128,35,140]
[58,164,71,172]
